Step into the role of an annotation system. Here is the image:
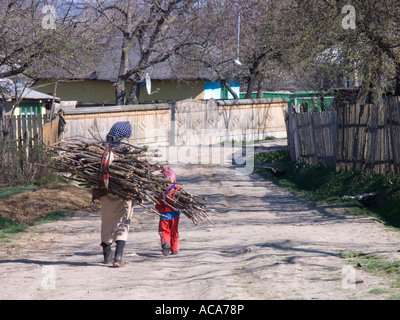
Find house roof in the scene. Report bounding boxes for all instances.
[37,32,220,83]
[10,88,60,101]
[92,35,217,82]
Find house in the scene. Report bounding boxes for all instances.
[204,80,240,100]
[33,35,240,107]
[2,87,60,116]
[33,69,240,108]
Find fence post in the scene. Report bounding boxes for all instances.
[285,109,294,161]
[388,97,398,173]
[170,101,176,146]
[291,112,301,163]
[308,113,319,164]
[395,97,400,173]
[332,111,338,168]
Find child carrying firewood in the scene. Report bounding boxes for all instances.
[155,167,181,256]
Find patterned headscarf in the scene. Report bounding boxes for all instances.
[106,121,132,144]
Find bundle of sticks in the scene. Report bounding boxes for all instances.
[49,139,213,226]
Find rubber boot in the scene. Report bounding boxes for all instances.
[162,242,171,256]
[101,242,113,264]
[113,240,126,267]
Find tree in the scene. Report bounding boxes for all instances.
[0,0,100,134]
[0,0,98,81]
[236,0,288,98]
[179,0,297,99]
[279,0,400,103]
[93,0,199,105]
[351,0,400,99]
[174,0,241,99]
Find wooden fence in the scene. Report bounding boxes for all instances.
[62,104,171,145]
[286,110,337,168]
[1,114,48,144]
[62,98,289,146]
[0,114,62,184]
[174,98,288,145]
[336,97,400,174]
[286,96,400,175]
[0,114,62,145]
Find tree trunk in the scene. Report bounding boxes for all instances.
[355,61,385,104]
[221,79,239,100]
[245,75,256,99]
[394,61,400,96]
[356,76,383,105]
[115,33,130,105]
[126,81,141,105]
[370,82,383,104]
[369,36,400,98]
[115,77,126,105]
[256,78,264,98]
[356,79,370,104]
[49,81,58,119]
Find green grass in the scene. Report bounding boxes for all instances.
[0,210,74,243]
[254,148,291,163]
[254,149,400,228]
[34,210,74,225]
[337,251,400,276]
[0,186,38,199]
[338,250,400,299]
[0,217,28,240]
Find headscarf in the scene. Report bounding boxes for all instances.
[106,121,132,145]
[162,167,176,183]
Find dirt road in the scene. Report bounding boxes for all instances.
[1,139,400,300]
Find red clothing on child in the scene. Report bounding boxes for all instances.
[156,183,181,253]
[159,215,180,253]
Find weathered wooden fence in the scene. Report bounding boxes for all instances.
[1,114,63,146]
[2,114,47,143]
[287,96,400,175]
[62,104,171,144]
[336,97,400,174]
[174,98,288,145]
[286,110,337,168]
[0,114,62,185]
[62,98,289,146]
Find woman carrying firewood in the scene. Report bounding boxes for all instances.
[93,121,134,267]
[155,167,181,256]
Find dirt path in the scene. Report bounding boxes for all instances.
[1,139,400,300]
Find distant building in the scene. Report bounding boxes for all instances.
[33,35,240,107]
[2,87,60,116]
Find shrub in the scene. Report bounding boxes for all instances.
[0,137,59,186]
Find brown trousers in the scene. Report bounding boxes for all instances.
[100,193,133,244]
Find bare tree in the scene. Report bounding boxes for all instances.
[0,0,100,136]
[91,0,199,105]
[280,0,400,103]
[236,0,288,98]
[178,0,293,99]
[174,0,241,99]
[0,0,100,93]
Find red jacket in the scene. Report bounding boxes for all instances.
[155,184,181,213]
